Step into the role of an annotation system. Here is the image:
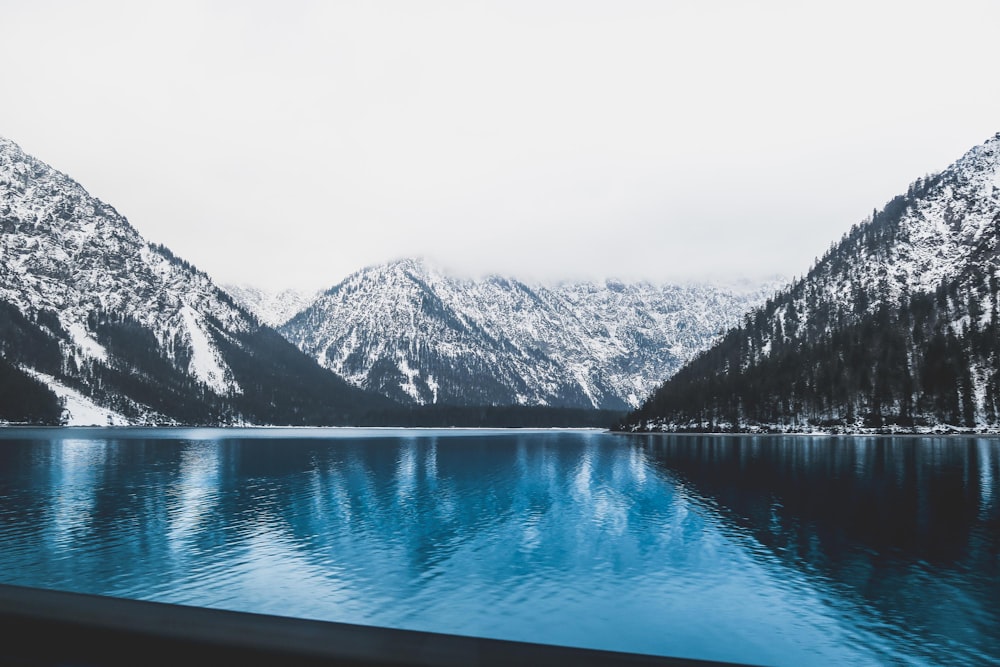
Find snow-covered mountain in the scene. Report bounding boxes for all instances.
[623,132,1000,432]
[279,258,781,410]
[222,284,320,327]
[0,136,385,425]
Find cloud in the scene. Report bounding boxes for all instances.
[4,1,1000,289]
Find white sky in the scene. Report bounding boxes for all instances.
[3,1,1000,290]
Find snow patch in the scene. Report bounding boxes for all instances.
[427,374,439,404]
[572,368,599,409]
[180,305,237,395]
[397,358,423,403]
[66,322,108,362]
[22,368,128,425]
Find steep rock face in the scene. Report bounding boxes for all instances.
[280,258,779,410]
[622,132,1000,432]
[0,136,385,425]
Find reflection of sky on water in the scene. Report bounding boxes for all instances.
[0,430,996,665]
[980,439,994,515]
[46,439,101,551]
[168,441,221,552]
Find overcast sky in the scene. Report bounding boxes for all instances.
[4,1,1000,290]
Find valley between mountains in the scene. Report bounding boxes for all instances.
[3,132,1000,432]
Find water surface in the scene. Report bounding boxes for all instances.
[0,428,997,665]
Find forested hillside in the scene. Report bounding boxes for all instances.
[622,134,1000,433]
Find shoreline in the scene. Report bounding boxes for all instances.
[0,425,610,439]
[611,429,1000,439]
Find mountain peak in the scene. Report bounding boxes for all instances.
[948,132,1000,186]
[345,256,434,281]
[0,135,24,153]
[389,256,428,269]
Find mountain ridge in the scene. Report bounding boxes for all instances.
[620,132,1000,433]
[0,135,389,425]
[276,257,782,410]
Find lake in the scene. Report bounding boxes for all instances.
[0,428,996,666]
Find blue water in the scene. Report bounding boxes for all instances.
[0,428,997,665]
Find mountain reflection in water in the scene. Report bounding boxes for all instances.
[636,435,1000,666]
[0,429,996,666]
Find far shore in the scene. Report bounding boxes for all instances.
[612,429,1000,438]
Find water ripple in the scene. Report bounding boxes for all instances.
[0,431,996,666]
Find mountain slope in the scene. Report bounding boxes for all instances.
[279,259,780,410]
[0,136,389,425]
[621,132,1000,433]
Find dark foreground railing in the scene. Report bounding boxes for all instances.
[0,584,759,667]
